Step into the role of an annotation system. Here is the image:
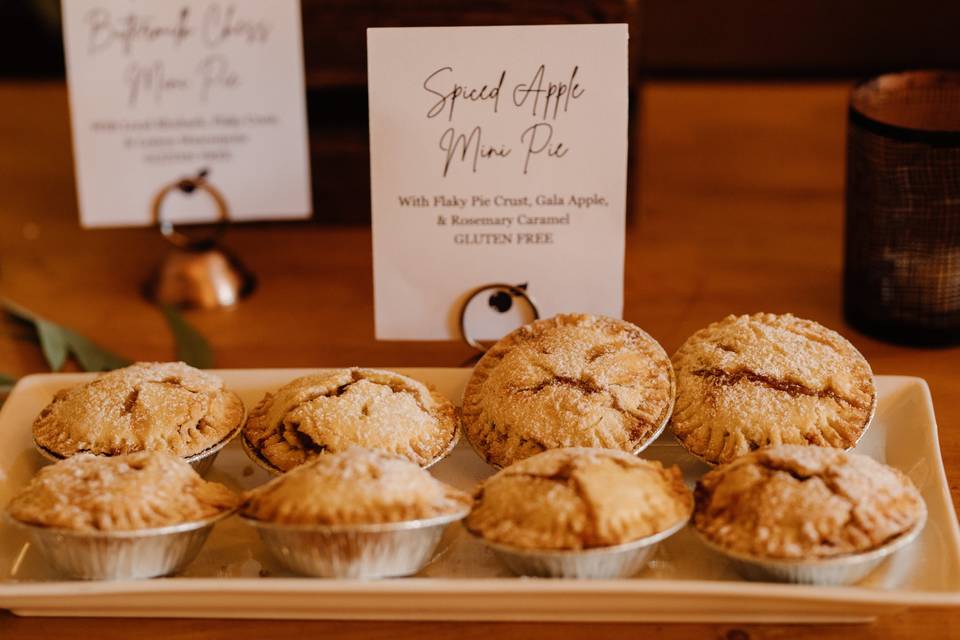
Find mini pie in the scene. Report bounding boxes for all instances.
[465,447,693,550]
[461,314,676,469]
[693,445,926,559]
[6,451,239,532]
[33,362,244,460]
[240,447,471,526]
[670,313,876,465]
[241,368,459,473]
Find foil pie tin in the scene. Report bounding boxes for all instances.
[7,510,233,580]
[695,512,927,586]
[242,510,469,578]
[673,377,879,469]
[470,517,689,579]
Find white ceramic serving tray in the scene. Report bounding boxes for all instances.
[0,369,958,622]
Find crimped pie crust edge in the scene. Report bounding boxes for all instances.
[461,313,676,468]
[31,362,245,459]
[669,313,877,466]
[240,367,460,472]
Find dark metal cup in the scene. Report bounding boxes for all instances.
[844,71,960,346]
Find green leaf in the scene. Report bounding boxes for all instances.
[0,373,14,409]
[64,329,131,372]
[1,298,39,323]
[160,304,213,369]
[36,319,70,371]
[1,298,131,372]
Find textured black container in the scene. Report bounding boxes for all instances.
[844,71,960,346]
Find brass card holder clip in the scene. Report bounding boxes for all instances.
[144,170,255,309]
[458,282,540,353]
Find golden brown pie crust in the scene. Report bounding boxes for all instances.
[6,451,239,532]
[693,445,926,559]
[670,313,876,465]
[32,362,244,459]
[465,447,692,550]
[241,368,459,473]
[461,314,676,468]
[240,447,471,525]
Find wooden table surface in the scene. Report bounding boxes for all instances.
[0,80,957,638]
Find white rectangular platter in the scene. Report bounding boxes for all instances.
[1,369,958,622]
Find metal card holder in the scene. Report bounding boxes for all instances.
[143,171,255,309]
[458,282,540,353]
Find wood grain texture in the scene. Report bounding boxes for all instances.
[1,613,960,640]
[0,80,958,635]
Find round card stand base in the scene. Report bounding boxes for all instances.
[146,246,256,310]
[145,172,255,310]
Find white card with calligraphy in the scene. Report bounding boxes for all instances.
[62,0,311,227]
[367,24,628,340]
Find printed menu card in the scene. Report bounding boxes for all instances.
[62,0,311,227]
[368,24,628,340]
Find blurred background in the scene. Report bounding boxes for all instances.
[5,0,959,224]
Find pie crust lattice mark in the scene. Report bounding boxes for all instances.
[462,314,676,469]
[7,451,239,532]
[693,445,926,559]
[32,362,244,459]
[465,447,692,550]
[242,368,459,473]
[670,313,876,466]
[241,447,471,526]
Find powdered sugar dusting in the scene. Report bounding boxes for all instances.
[465,447,692,550]
[7,451,239,532]
[693,445,926,559]
[671,313,876,465]
[32,362,243,458]
[240,447,470,525]
[462,314,675,468]
[242,368,458,472]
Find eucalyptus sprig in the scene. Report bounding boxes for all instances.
[160,304,213,369]
[1,299,214,372]
[2,299,130,372]
[0,373,15,404]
